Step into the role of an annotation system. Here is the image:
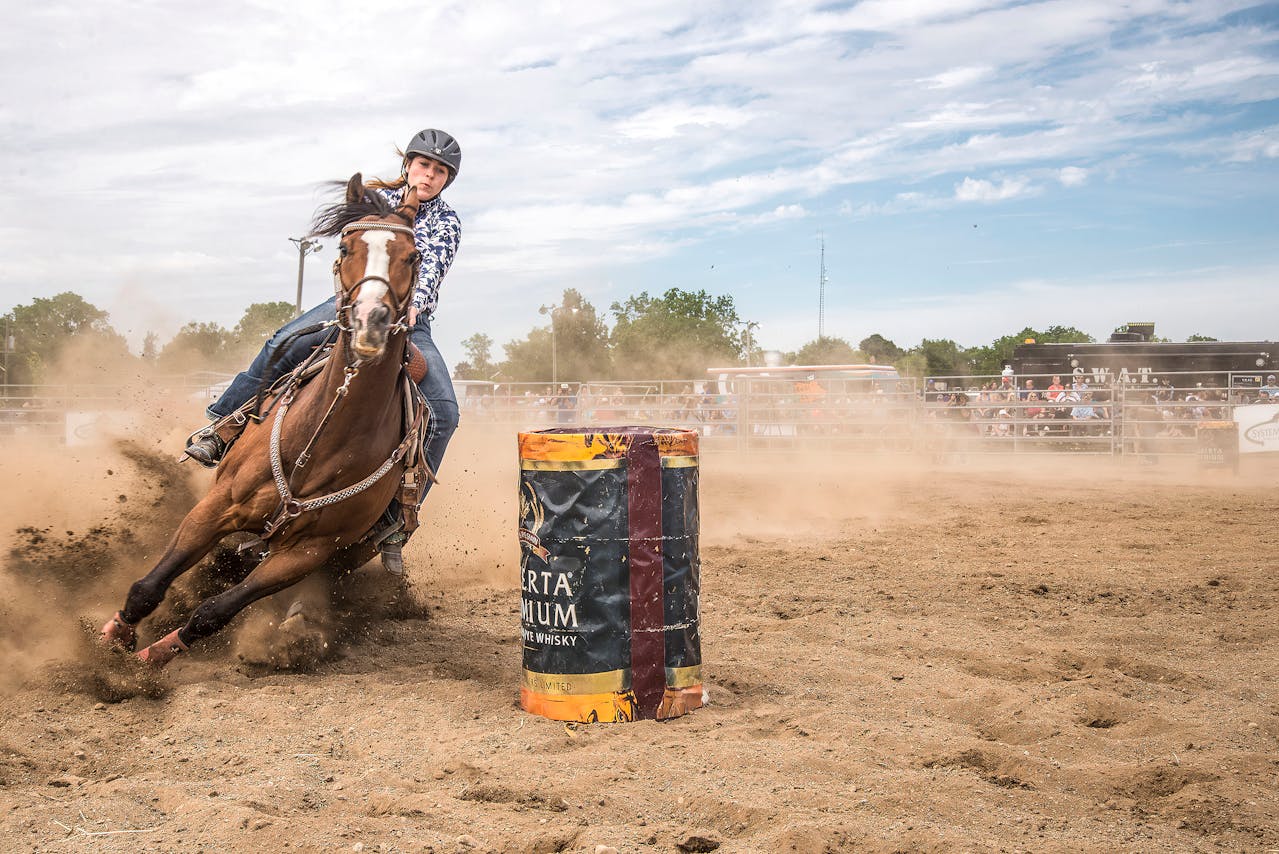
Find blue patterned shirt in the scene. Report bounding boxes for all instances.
[374,187,461,317]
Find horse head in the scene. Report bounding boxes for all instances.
[318,173,422,363]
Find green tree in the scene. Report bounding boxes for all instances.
[2,292,129,384]
[157,321,232,373]
[792,336,863,365]
[911,338,966,378]
[141,331,160,362]
[230,302,294,360]
[1039,325,1094,344]
[1187,333,1218,342]
[500,289,611,382]
[500,328,554,383]
[894,351,927,380]
[859,333,903,364]
[455,332,497,380]
[609,288,743,379]
[965,325,1095,375]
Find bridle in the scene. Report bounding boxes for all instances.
[331,219,419,339]
[260,214,431,540]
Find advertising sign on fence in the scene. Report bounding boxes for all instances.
[1235,403,1279,454]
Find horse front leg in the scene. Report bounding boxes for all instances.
[100,493,240,651]
[138,540,336,666]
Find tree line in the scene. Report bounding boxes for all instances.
[453,287,1111,382]
[0,293,295,385]
[0,289,1221,387]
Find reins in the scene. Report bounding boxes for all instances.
[259,216,434,541]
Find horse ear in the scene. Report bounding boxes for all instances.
[400,186,421,218]
[345,173,364,204]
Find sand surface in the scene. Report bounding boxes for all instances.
[0,414,1276,853]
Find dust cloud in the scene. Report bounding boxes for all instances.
[3,357,1271,700]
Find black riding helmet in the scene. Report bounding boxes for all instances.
[404,128,461,189]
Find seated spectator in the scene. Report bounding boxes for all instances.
[1023,392,1043,434]
[1071,391,1099,420]
[1070,391,1103,436]
[992,408,1014,437]
[973,390,993,422]
[1261,374,1279,400]
[1158,407,1190,437]
[1020,378,1036,400]
[1184,391,1206,420]
[1046,375,1065,402]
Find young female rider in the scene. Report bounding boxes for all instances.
[183,129,463,574]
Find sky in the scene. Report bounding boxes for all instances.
[2,0,1277,369]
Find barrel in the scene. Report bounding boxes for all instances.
[517,427,703,722]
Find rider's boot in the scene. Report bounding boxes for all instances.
[137,629,188,667]
[184,427,226,468]
[99,611,137,652]
[380,532,407,576]
[370,505,407,575]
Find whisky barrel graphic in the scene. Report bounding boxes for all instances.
[1196,421,1238,472]
[517,427,703,722]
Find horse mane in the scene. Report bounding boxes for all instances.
[309,181,403,237]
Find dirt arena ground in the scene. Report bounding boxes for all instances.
[0,410,1276,853]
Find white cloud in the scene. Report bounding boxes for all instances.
[616,103,756,140]
[1,0,1276,362]
[1058,166,1089,186]
[919,65,994,90]
[1224,128,1279,162]
[742,204,808,226]
[954,176,1035,202]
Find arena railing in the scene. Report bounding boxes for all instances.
[4,370,1265,458]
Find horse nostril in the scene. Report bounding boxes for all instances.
[367,304,391,327]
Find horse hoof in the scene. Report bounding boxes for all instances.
[137,629,188,667]
[99,612,137,652]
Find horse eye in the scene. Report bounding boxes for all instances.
[407,251,421,265]
[339,244,350,257]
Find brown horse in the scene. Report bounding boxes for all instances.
[100,174,427,665]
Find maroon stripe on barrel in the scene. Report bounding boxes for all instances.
[626,432,666,719]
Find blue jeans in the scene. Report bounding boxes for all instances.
[208,297,458,497]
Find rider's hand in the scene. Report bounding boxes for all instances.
[408,307,419,327]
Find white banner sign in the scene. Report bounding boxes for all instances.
[1236,403,1279,454]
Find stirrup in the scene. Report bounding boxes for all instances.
[183,430,226,468]
[380,533,407,576]
[369,516,404,548]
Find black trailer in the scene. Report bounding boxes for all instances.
[1011,326,1275,390]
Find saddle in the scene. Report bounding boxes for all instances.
[204,342,433,536]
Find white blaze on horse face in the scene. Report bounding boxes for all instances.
[352,230,395,333]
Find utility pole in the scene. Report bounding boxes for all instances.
[289,237,323,316]
[539,304,579,385]
[742,321,759,367]
[818,232,828,341]
[1,315,11,396]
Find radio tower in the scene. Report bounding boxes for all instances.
[818,232,828,340]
